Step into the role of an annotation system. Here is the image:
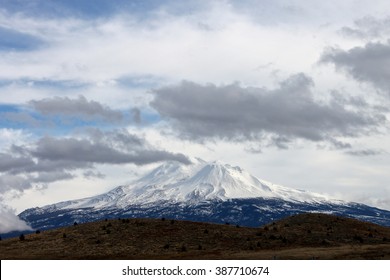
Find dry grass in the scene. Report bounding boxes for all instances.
[1,213,390,259]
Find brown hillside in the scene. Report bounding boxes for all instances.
[1,213,390,260]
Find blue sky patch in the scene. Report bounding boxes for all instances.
[0,26,45,51]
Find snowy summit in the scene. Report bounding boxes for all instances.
[44,158,337,211]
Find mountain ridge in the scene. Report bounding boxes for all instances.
[37,158,342,210]
[18,158,390,232]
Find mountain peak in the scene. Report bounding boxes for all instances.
[118,158,335,205]
[31,159,339,211]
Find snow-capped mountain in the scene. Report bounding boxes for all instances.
[19,158,390,231]
[34,158,337,210]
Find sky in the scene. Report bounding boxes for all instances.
[1,0,390,233]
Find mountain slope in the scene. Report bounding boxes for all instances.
[19,159,390,231]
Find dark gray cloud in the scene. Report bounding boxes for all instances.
[29,95,123,122]
[83,170,106,179]
[0,153,35,173]
[21,159,91,174]
[31,134,189,166]
[31,171,74,184]
[346,149,382,157]
[0,129,190,195]
[86,128,144,149]
[0,174,32,194]
[340,16,390,39]
[321,41,390,95]
[0,127,191,199]
[31,137,133,164]
[328,139,352,150]
[151,75,385,147]
[329,91,369,108]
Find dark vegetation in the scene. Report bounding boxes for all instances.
[1,213,390,259]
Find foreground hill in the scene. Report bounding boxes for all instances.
[1,213,390,260]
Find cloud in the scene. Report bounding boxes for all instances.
[151,74,385,147]
[83,170,106,179]
[31,171,74,184]
[0,174,32,194]
[346,149,383,157]
[0,128,190,196]
[29,95,123,122]
[0,153,35,173]
[340,16,390,39]
[0,2,320,89]
[30,135,189,165]
[30,129,191,168]
[0,204,32,234]
[321,41,390,95]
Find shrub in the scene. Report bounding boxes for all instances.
[161,217,166,221]
[321,239,331,246]
[170,220,175,225]
[73,222,78,226]
[63,233,67,238]
[107,222,112,227]
[163,244,170,249]
[181,245,187,252]
[256,232,262,237]
[198,244,202,250]
[95,239,101,245]
[106,229,111,234]
[0,235,2,241]
[19,234,25,241]
[368,232,373,238]
[236,225,240,228]
[307,229,312,234]
[383,237,388,242]
[225,222,230,225]
[105,218,108,222]
[204,229,209,234]
[264,226,269,231]
[102,225,107,230]
[35,230,41,234]
[269,235,277,240]
[353,235,364,243]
